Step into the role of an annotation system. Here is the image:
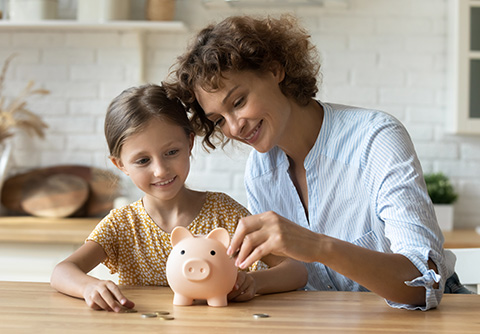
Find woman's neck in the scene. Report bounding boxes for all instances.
[278,99,324,167]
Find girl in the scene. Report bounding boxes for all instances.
[164,15,461,311]
[50,84,307,312]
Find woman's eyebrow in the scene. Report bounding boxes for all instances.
[205,85,240,118]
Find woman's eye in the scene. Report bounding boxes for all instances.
[213,118,224,127]
[233,97,244,108]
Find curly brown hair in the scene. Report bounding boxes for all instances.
[164,14,321,150]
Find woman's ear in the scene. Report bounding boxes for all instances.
[269,61,285,83]
[110,157,128,175]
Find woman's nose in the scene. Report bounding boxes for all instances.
[225,115,246,139]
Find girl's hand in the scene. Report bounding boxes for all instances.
[227,271,257,302]
[83,280,135,312]
[227,211,320,269]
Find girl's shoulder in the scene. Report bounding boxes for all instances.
[203,191,250,215]
[99,199,147,227]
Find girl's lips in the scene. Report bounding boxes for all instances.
[152,176,176,186]
[243,121,262,144]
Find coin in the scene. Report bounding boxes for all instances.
[141,313,158,318]
[253,313,270,319]
[158,315,174,321]
[154,311,170,315]
[120,308,138,313]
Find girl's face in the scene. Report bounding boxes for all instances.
[194,68,291,153]
[111,118,194,203]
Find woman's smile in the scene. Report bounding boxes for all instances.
[243,120,263,144]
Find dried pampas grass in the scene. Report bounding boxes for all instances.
[0,54,49,144]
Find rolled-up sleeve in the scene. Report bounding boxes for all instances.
[363,118,449,310]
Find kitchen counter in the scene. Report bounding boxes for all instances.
[1,216,479,247]
[0,216,100,244]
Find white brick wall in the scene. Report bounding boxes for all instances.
[1,0,479,229]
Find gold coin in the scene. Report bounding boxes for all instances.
[121,308,138,313]
[154,311,170,315]
[141,313,158,318]
[159,315,174,321]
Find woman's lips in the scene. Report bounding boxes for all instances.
[243,121,262,143]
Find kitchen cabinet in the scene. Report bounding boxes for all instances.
[0,19,188,83]
[0,216,118,283]
[448,0,480,134]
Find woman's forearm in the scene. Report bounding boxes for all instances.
[315,234,432,306]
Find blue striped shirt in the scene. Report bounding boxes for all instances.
[244,102,454,310]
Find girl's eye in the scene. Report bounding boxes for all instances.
[166,149,179,156]
[135,158,149,165]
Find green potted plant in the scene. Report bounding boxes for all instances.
[424,172,458,231]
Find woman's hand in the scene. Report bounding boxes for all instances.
[227,271,257,302]
[83,280,135,312]
[227,211,320,269]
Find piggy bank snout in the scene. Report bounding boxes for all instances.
[182,258,211,281]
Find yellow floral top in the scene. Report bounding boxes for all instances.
[87,191,266,286]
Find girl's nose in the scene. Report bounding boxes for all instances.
[152,160,167,177]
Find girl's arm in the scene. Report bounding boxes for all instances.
[50,241,134,312]
[228,255,307,302]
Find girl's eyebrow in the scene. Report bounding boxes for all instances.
[205,85,240,118]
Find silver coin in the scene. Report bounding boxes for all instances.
[141,313,158,318]
[158,315,175,321]
[154,311,170,315]
[253,313,270,318]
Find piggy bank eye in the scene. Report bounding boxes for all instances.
[180,250,185,255]
[210,250,216,256]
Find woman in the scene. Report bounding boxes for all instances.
[164,14,459,310]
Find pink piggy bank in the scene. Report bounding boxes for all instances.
[166,226,237,307]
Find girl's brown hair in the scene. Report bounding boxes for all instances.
[105,84,193,159]
[164,14,321,150]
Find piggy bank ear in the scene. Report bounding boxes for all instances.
[170,226,194,247]
[206,228,230,248]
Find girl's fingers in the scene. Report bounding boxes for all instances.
[108,282,135,309]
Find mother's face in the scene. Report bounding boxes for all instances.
[194,69,292,153]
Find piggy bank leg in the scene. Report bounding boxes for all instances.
[206,295,228,307]
[173,293,194,306]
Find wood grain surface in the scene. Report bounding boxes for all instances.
[0,281,479,333]
[1,165,119,217]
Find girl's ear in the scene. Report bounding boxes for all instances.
[189,132,195,153]
[110,157,128,175]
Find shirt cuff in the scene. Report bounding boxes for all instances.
[385,269,442,311]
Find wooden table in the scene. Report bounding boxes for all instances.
[0,281,479,333]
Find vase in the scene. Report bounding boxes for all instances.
[77,0,130,22]
[146,0,175,21]
[8,0,58,21]
[434,204,455,232]
[0,140,12,215]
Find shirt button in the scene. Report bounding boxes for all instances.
[327,285,333,289]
